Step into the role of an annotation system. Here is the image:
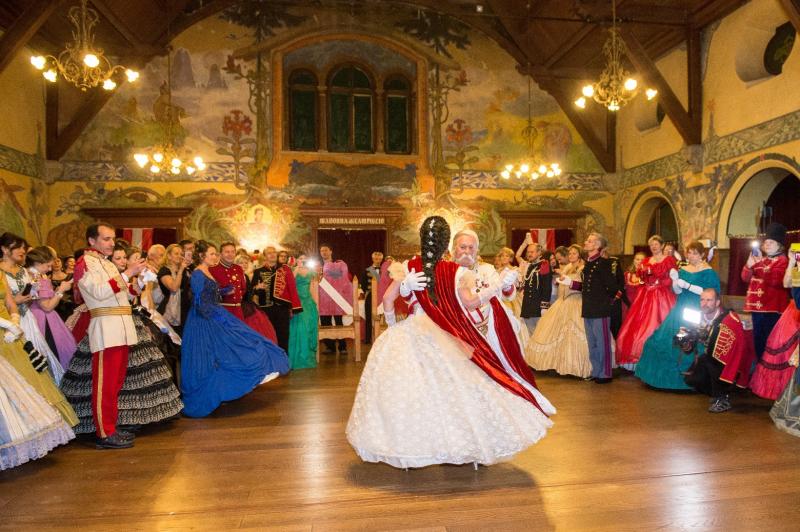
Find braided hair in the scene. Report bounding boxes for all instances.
[419,216,450,305]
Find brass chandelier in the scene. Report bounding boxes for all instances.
[30,0,139,91]
[500,73,561,182]
[574,0,657,111]
[132,49,205,176]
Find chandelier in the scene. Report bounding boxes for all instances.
[133,49,205,176]
[30,0,139,91]
[500,73,562,182]
[573,0,657,111]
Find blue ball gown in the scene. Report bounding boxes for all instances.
[181,270,290,417]
[635,268,721,390]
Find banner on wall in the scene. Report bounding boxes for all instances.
[529,228,556,250]
[122,228,154,251]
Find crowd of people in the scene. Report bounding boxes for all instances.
[1,217,798,472]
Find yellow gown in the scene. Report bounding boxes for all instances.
[0,275,77,426]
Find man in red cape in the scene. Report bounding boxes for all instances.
[406,255,550,417]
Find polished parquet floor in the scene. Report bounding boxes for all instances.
[3,353,800,531]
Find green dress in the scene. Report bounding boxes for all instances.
[288,271,319,369]
[0,274,78,427]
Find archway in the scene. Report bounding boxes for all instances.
[623,189,679,254]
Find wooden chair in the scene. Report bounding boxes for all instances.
[371,276,386,342]
[317,277,362,362]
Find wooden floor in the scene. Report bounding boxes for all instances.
[3,354,800,531]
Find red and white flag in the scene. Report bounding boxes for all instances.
[529,228,556,251]
[121,228,154,251]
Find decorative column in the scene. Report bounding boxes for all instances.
[317,84,328,152]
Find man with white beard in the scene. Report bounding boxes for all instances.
[450,229,522,348]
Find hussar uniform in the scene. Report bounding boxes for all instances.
[74,249,137,438]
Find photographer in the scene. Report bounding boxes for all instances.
[683,288,756,413]
[741,223,790,360]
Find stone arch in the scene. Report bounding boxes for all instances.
[623,187,680,254]
[716,153,800,248]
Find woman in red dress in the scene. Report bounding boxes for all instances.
[616,235,677,369]
[623,252,646,322]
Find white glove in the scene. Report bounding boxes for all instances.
[687,284,703,295]
[556,276,572,286]
[399,269,427,297]
[0,316,22,337]
[501,269,518,290]
[384,308,397,327]
[4,331,17,343]
[478,284,500,306]
[140,268,157,284]
[675,279,690,289]
[669,268,679,281]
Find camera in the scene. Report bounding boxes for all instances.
[673,308,704,354]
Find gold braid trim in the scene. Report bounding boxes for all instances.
[711,322,735,364]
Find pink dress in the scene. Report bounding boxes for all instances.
[616,256,677,366]
[30,278,77,369]
[318,260,353,316]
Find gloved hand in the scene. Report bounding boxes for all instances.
[501,269,518,290]
[556,276,572,286]
[384,308,397,327]
[3,331,16,343]
[0,316,22,337]
[399,269,427,297]
[669,268,679,281]
[478,284,500,306]
[675,278,690,290]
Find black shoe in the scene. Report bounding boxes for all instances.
[594,377,613,384]
[708,395,731,413]
[116,429,136,440]
[583,376,595,382]
[118,424,141,434]
[96,432,134,450]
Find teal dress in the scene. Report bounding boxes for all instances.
[635,268,721,390]
[288,271,319,369]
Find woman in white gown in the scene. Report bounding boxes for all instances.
[346,217,554,469]
[525,245,592,378]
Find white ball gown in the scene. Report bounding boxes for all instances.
[346,298,555,469]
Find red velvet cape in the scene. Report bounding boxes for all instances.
[408,256,547,416]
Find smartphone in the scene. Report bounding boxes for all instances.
[21,283,32,296]
[751,240,761,257]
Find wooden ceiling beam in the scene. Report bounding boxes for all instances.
[0,0,63,77]
[779,0,800,32]
[544,24,595,68]
[620,27,700,146]
[90,0,146,47]
[690,0,748,29]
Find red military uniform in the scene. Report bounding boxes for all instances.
[209,261,248,320]
[709,310,756,388]
[742,254,790,313]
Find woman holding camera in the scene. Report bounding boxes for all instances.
[750,245,799,400]
[741,223,790,361]
[635,241,721,390]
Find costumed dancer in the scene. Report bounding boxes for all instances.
[566,232,620,383]
[73,223,146,448]
[526,245,591,378]
[1,233,65,385]
[252,246,302,353]
[181,241,289,418]
[346,217,554,469]
[26,247,77,370]
[211,242,277,343]
[616,235,677,369]
[769,276,800,435]
[683,288,756,413]
[515,233,552,335]
[288,255,319,369]
[0,355,75,471]
[751,248,799,400]
[742,223,790,360]
[496,246,529,348]
[635,241,721,390]
[1,273,78,427]
[61,244,183,435]
[317,244,352,353]
[156,244,192,336]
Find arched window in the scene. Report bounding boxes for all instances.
[764,21,796,76]
[328,65,374,153]
[288,69,318,151]
[384,76,411,154]
[646,200,678,243]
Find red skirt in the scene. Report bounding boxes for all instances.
[750,301,800,400]
[616,285,676,365]
[224,304,279,344]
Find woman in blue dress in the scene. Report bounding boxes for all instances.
[636,241,721,390]
[181,241,290,417]
[288,255,319,369]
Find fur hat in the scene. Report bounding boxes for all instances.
[764,223,787,246]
